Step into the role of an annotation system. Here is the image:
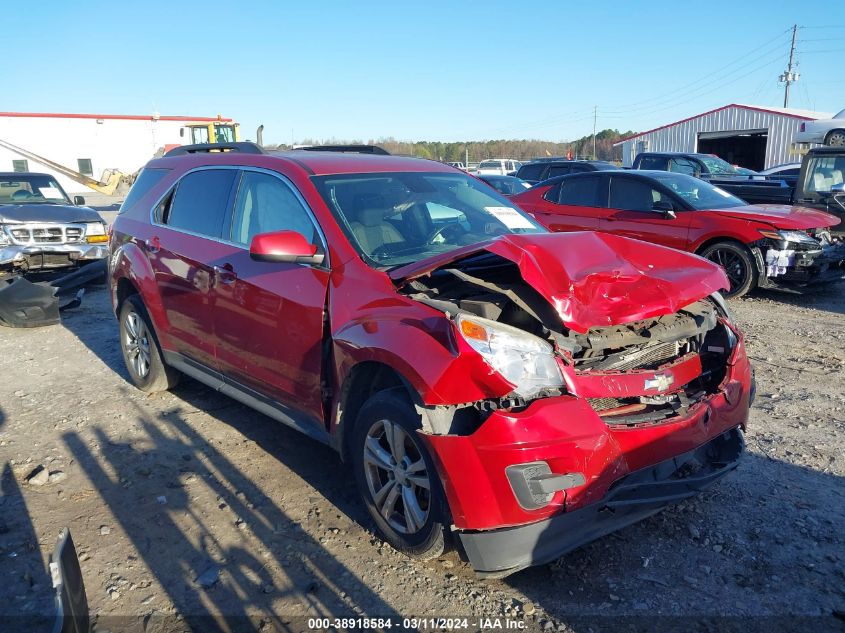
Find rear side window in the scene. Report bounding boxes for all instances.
[557,176,603,207]
[517,163,545,181]
[165,169,237,237]
[637,155,669,170]
[119,168,170,214]
[609,177,664,212]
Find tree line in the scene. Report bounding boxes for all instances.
[267,129,636,163]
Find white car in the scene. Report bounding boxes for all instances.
[475,159,523,176]
[795,108,845,146]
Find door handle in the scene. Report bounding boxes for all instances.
[213,264,237,285]
[144,236,161,253]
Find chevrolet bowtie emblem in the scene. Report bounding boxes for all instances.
[644,372,674,391]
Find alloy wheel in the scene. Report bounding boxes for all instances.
[828,131,845,147]
[706,248,749,294]
[362,419,431,535]
[123,311,152,379]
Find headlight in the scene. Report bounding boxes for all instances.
[456,313,564,399]
[758,228,820,246]
[85,222,106,236]
[0,225,9,247]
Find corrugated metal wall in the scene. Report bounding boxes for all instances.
[619,106,805,168]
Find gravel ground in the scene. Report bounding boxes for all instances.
[1,283,844,633]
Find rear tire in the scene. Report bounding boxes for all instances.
[118,294,180,392]
[825,129,845,147]
[700,241,757,298]
[351,390,449,561]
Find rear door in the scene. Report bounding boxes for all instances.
[531,174,608,232]
[150,168,238,368]
[601,175,691,250]
[213,169,330,422]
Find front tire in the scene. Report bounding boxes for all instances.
[700,241,757,298]
[118,294,180,392]
[351,390,449,560]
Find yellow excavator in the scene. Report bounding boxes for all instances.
[0,119,244,196]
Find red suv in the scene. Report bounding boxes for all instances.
[110,144,753,576]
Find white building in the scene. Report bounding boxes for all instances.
[0,111,236,194]
[615,103,832,170]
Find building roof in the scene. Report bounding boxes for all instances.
[0,111,233,122]
[615,103,834,145]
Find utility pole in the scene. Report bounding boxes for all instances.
[779,25,800,108]
[592,106,597,159]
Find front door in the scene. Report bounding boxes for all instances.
[213,169,330,422]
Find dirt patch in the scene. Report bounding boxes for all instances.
[1,284,844,632]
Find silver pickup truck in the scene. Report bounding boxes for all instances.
[0,171,108,275]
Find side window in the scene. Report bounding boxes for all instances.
[547,165,571,178]
[165,169,237,237]
[670,158,698,176]
[229,171,318,246]
[609,177,664,212]
[119,168,170,215]
[556,176,603,207]
[517,163,545,181]
[638,155,669,170]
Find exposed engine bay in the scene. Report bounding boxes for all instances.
[402,251,735,428]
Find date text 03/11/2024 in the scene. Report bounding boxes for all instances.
[306,617,526,630]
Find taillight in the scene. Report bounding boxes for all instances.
[800,123,806,132]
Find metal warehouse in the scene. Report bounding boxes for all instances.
[0,111,237,194]
[616,103,832,170]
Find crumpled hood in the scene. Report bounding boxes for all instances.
[0,204,103,224]
[390,232,729,334]
[712,203,840,229]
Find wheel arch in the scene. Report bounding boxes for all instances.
[824,128,845,145]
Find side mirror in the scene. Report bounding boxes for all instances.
[249,230,325,266]
[73,196,86,206]
[653,200,676,219]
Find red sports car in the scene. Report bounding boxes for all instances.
[512,170,845,297]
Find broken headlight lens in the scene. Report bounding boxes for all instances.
[0,225,9,246]
[758,229,819,246]
[456,313,564,399]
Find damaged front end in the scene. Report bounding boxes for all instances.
[756,227,845,288]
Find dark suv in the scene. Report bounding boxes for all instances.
[110,143,752,576]
[516,159,617,184]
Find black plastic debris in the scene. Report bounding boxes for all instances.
[0,275,60,327]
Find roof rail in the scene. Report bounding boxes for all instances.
[294,144,390,155]
[164,142,265,157]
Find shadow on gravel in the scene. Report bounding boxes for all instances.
[748,283,845,316]
[62,387,397,633]
[505,451,845,632]
[1,462,54,631]
[59,287,127,379]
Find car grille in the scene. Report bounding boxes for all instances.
[5,224,85,245]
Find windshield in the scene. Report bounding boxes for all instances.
[698,155,742,176]
[651,172,746,209]
[312,171,544,268]
[802,155,845,195]
[0,174,70,205]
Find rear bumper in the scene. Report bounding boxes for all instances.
[457,428,745,576]
[0,243,108,271]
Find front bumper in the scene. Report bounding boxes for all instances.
[0,243,108,271]
[759,240,845,287]
[457,428,745,575]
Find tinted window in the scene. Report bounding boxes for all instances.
[230,171,318,246]
[119,168,170,215]
[557,176,602,207]
[609,177,667,212]
[547,165,571,178]
[516,163,545,181]
[166,169,236,237]
[637,155,668,170]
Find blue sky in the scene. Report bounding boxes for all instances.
[6,1,843,144]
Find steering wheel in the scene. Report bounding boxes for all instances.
[425,223,467,245]
[11,189,34,201]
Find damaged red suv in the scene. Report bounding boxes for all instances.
[110,144,754,576]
